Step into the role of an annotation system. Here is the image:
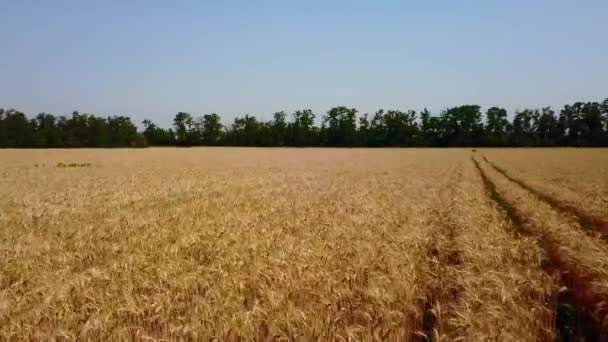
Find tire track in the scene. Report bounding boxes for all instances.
[472,156,606,341]
[481,155,608,240]
[412,164,464,342]
[450,159,553,340]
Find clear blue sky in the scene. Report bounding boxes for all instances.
[1,1,606,128]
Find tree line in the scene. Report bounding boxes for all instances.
[1,99,607,148]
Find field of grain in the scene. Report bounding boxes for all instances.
[0,148,607,341]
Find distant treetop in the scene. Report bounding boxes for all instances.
[1,99,607,148]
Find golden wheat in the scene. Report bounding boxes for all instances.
[0,148,606,341]
[482,148,608,217]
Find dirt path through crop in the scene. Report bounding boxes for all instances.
[474,156,608,340]
[412,163,464,341]
[482,155,608,240]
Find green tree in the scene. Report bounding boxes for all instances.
[441,105,483,146]
[173,112,194,146]
[602,98,608,144]
[201,113,223,145]
[533,107,560,146]
[0,109,6,147]
[323,107,357,146]
[229,115,260,146]
[65,111,92,147]
[419,108,432,146]
[484,107,509,146]
[34,113,62,147]
[132,133,149,148]
[107,116,138,147]
[143,119,175,146]
[88,116,111,147]
[602,98,608,125]
[580,102,604,146]
[3,99,608,148]
[270,111,288,146]
[3,109,35,147]
[509,110,534,146]
[383,110,418,146]
[368,110,386,147]
[290,109,317,146]
[559,103,584,146]
[358,113,370,146]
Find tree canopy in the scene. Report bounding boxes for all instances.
[1,98,607,148]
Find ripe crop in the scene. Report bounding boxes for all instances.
[0,148,606,341]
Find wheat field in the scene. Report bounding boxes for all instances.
[0,148,607,341]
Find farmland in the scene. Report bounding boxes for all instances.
[0,148,607,341]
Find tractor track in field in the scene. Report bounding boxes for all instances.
[481,155,608,241]
[472,156,606,341]
[412,164,464,342]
